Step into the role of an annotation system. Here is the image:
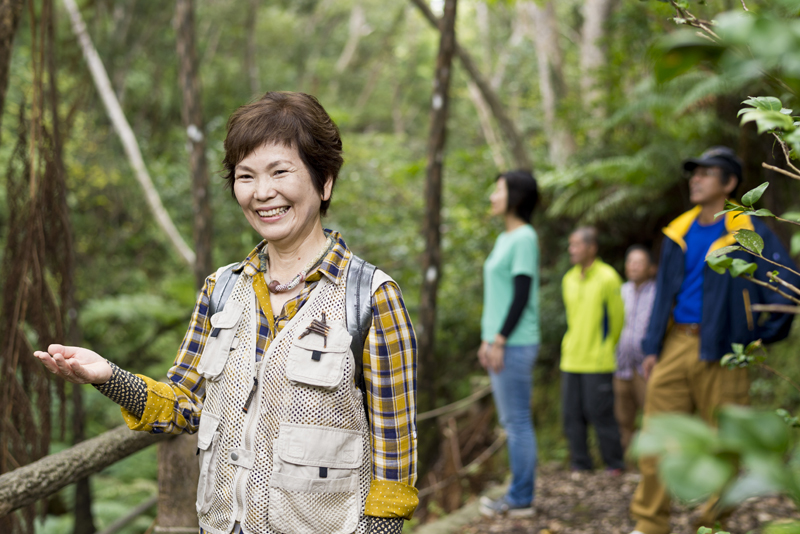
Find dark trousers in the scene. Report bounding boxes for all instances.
[561,371,624,470]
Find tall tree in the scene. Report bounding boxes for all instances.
[519,0,576,165]
[244,0,259,96]
[0,0,25,129]
[154,1,208,531]
[409,0,530,170]
[418,0,458,405]
[580,0,618,120]
[175,0,212,288]
[0,1,74,531]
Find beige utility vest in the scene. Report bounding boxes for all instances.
[194,263,390,534]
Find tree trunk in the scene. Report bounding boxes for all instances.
[520,0,576,165]
[580,0,617,119]
[466,80,508,169]
[158,2,207,531]
[408,0,530,170]
[0,0,24,131]
[175,0,212,288]
[244,0,259,96]
[155,434,199,534]
[418,0,457,407]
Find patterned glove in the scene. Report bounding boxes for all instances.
[368,517,405,534]
[92,361,147,418]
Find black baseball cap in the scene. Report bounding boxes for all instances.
[682,146,743,185]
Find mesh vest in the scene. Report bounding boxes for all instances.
[194,263,390,534]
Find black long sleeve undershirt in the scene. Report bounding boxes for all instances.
[499,274,532,339]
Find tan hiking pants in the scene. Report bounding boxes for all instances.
[630,328,749,534]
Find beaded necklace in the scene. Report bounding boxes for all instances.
[264,236,333,293]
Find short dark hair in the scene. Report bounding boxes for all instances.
[222,92,344,216]
[625,244,654,265]
[572,226,598,248]
[497,170,538,222]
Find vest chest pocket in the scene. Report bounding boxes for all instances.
[196,412,221,515]
[286,320,353,390]
[198,301,245,381]
[269,423,363,534]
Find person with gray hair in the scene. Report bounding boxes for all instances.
[560,226,625,473]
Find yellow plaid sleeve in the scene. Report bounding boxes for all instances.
[121,274,219,435]
[363,280,418,518]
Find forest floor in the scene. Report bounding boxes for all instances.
[455,463,800,534]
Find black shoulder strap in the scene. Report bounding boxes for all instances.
[345,254,377,421]
[209,264,239,316]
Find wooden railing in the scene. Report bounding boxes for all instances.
[0,425,167,516]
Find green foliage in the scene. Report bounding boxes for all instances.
[721,339,766,369]
[633,406,795,507]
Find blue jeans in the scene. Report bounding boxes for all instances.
[488,344,539,507]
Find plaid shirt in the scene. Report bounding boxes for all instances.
[123,231,418,522]
[615,279,656,379]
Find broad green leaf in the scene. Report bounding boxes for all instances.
[706,245,743,259]
[752,209,775,217]
[739,109,795,133]
[652,32,725,83]
[632,414,718,457]
[659,452,734,502]
[729,259,758,277]
[731,343,744,355]
[721,472,782,508]
[782,211,800,221]
[719,406,790,454]
[780,129,800,156]
[714,206,747,219]
[764,521,800,534]
[744,339,763,353]
[741,96,783,112]
[792,233,800,256]
[741,182,769,206]
[707,254,733,274]
[734,229,765,255]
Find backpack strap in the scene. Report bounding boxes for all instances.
[346,254,377,422]
[209,263,240,316]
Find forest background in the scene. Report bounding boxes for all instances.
[2,0,800,533]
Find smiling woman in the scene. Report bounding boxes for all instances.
[34,91,418,534]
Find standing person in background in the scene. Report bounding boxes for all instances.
[478,170,541,518]
[614,245,657,457]
[629,147,798,534]
[560,227,625,474]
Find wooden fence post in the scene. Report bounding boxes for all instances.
[154,434,198,534]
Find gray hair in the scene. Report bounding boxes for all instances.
[572,226,598,247]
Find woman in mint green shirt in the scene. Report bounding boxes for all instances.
[478,170,541,517]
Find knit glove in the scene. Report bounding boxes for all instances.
[368,517,404,533]
[92,361,147,418]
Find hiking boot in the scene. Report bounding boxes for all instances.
[479,495,534,518]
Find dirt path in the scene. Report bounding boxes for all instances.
[458,464,799,534]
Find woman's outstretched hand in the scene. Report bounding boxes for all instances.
[33,344,112,385]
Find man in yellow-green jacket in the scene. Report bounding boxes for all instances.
[561,227,625,472]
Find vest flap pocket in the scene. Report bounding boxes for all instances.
[277,423,362,469]
[292,321,352,353]
[197,411,220,451]
[210,300,244,329]
[286,343,347,389]
[198,302,244,380]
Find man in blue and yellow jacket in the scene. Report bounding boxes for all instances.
[629,147,798,534]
